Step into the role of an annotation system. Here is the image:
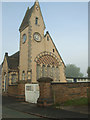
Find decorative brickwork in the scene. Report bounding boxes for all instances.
[35,51,61,66]
[36,55,59,66]
[35,51,61,81]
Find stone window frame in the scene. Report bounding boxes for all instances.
[35,52,61,81]
[3,72,7,91]
[47,64,51,77]
[27,70,32,81]
[11,73,17,84]
[42,64,46,77]
[36,64,41,80]
[22,71,25,80]
[53,49,55,52]
[47,36,49,41]
[56,66,60,81]
[35,17,38,25]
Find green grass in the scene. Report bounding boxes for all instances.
[55,97,88,107]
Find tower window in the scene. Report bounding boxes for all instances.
[35,17,38,25]
[53,49,55,52]
[47,36,49,41]
[11,74,16,84]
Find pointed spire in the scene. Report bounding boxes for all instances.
[34,0,39,5]
[34,0,45,30]
[35,0,39,3]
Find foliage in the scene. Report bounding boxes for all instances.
[87,67,90,77]
[65,64,84,77]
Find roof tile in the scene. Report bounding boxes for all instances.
[7,51,19,70]
[19,5,34,32]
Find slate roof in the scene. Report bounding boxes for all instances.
[7,51,19,70]
[19,5,34,32]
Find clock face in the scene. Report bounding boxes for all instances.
[22,34,27,43]
[33,32,41,42]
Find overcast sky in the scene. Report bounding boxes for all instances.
[1,1,88,76]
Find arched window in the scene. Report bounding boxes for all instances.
[56,67,60,81]
[47,65,51,77]
[45,66,47,77]
[4,73,6,91]
[27,71,31,81]
[47,36,49,41]
[50,66,53,78]
[11,74,16,84]
[37,64,41,79]
[52,66,55,80]
[42,64,46,77]
[35,17,38,25]
[54,67,57,81]
[22,71,25,80]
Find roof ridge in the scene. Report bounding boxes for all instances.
[9,51,19,58]
[44,31,65,67]
[19,5,34,32]
[7,51,19,70]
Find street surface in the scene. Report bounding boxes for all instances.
[2,106,40,118]
[2,96,89,119]
[2,96,49,119]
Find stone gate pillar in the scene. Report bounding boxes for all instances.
[37,77,53,107]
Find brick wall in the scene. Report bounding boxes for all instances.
[37,77,53,106]
[8,85,18,97]
[17,83,25,101]
[8,82,25,101]
[7,80,89,104]
[51,82,89,104]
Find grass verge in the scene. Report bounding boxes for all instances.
[54,97,88,107]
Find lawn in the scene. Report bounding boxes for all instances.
[55,97,88,107]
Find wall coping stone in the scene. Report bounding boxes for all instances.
[51,82,90,85]
[17,80,31,84]
[8,85,18,86]
[37,77,53,82]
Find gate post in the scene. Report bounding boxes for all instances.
[37,77,53,107]
[16,81,25,101]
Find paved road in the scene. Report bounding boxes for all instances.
[2,106,40,118]
[2,96,49,119]
[2,96,89,119]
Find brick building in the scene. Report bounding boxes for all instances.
[2,0,66,93]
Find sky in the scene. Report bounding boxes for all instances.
[88,2,90,66]
[1,1,88,76]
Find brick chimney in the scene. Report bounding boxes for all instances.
[5,52,8,57]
